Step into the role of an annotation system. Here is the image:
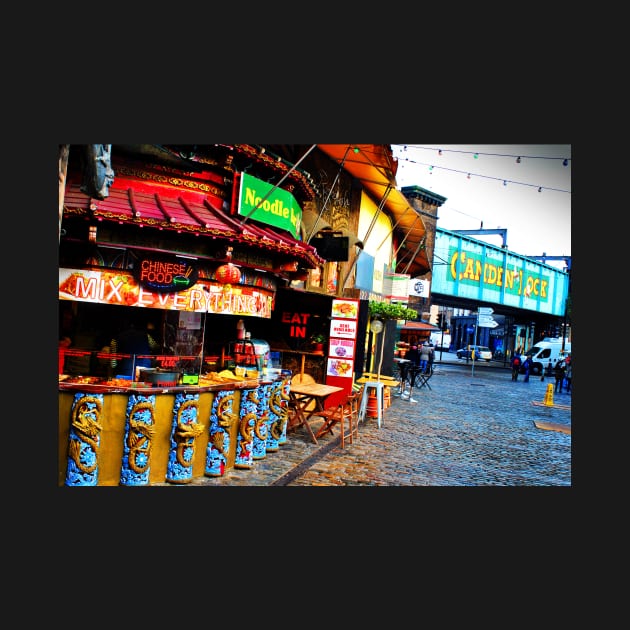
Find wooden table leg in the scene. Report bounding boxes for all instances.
[302,412,319,444]
[289,396,319,444]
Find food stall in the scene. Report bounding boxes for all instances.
[58,145,322,486]
[59,369,293,486]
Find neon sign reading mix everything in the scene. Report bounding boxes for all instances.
[448,250,549,300]
[59,268,273,317]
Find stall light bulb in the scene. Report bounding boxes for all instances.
[562,158,568,166]
[516,156,521,163]
[503,180,507,186]
[467,173,471,179]
[438,149,442,156]
[538,187,542,193]
[473,153,479,159]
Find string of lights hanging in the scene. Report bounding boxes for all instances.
[393,146,571,194]
[397,145,571,165]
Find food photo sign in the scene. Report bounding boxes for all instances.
[325,298,360,406]
[329,338,355,358]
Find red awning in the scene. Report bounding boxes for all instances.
[400,321,441,332]
[62,179,323,269]
[317,144,431,278]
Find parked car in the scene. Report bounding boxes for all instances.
[456,345,493,361]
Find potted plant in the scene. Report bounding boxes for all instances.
[310,333,326,353]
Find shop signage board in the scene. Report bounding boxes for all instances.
[431,229,570,317]
[237,172,302,239]
[408,277,430,298]
[59,268,274,318]
[383,272,410,300]
[325,298,360,407]
[329,318,358,339]
[133,254,198,293]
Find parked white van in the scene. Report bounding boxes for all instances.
[430,331,452,351]
[520,338,571,375]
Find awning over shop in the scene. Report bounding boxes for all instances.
[62,179,324,269]
[317,144,430,278]
[400,321,441,333]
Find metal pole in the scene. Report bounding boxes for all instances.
[472,313,479,377]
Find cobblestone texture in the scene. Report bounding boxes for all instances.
[152,362,571,487]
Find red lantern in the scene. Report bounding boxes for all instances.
[215,263,241,284]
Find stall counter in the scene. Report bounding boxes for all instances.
[58,376,280,486]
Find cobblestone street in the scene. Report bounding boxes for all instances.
[155,362,571,487]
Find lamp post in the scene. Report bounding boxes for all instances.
[371,318,385,380]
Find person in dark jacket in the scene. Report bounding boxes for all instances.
[554,359,566,393]
[406,344,420,367]
[511,355,521,381]
[564,356,572,393]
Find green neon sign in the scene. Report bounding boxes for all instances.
[238,172,302,239]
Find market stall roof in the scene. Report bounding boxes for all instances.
[400,321,441,332]
[317,144,431,278]
[62,179,324,269]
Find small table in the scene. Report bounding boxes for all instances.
[288,382,344,444]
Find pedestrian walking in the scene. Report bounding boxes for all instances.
[523,356,531,382]
[554,359,566,393]
[426,343,435,374]
[419,341,431,372]
[511,355,521,381]
[564,357,572,393]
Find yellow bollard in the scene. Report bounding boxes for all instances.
[543,383,554,406]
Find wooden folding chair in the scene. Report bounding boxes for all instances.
[314,392,360,448]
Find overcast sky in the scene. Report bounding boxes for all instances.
[391,144,571,270]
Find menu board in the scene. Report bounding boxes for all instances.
[329,337,355,358]
[325,299,360,405]
[327,357,354,377]
[329,318,358,339]
[331,299,359,319]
